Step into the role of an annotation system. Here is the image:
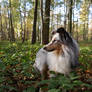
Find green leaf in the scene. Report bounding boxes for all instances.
[48,89,60,92]
[23,86,35,92]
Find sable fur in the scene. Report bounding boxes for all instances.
[44,40,64,56]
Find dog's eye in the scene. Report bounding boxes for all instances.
[53,39,57,43]
[52,31,56,35]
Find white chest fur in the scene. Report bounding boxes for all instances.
[34,46,72,75]
[47,46,71,74]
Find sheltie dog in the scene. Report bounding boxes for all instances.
[33,27,79,78]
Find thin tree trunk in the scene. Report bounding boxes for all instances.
[64,0,67,29]
[86,3,90,41]
[22,0,27,43]
[76,18,79,42]
[72,8,74,37]
[86,21,88,40]
[68,0,73,35]
[5,12,8,40]
[0,6,6,40]
[26,25,29,41]
[40,0,43,44]
[57,14,58,29]
[41,0,43,25]
[90,23,92,40]
[83,23,86,40]
[9,0,15,41]
[42,0,51,44]
[91,29,92,40]
[51,10,54,31]
[31,0,38,44]
[7,8,11,40]
[0,5,3,40]
[36,21,38,42]
[7,6,11,41]
[19,0,24,42]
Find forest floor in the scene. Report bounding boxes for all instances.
[0,41,92,92]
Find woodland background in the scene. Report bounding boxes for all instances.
[0,0,92,92]
[0,0,92,43]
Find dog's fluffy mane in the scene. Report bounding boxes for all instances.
[34,27,79,76]
[55,27,79,68]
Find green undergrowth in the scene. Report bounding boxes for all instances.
[0,41,92,92]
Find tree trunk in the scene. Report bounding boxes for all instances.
[41,0,43,25]
[64,0,67,30]
[40,0,43,44]
[68,0,73,35]
[36,21,38,42]
[76,19,79,42]
[5,12,8,40]
[22,0,27,43]
[0,5,3,40]
[72,8,74,37]
[42,0,51,44]
[26,25,29,41]
[19,0,24,42]
[31,0,38,44]
[7,7,11,41]
[86,21,88,40]
[9,0,15,41]
[83,23,86,40]
[57,14,58,29]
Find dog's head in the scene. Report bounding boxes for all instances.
[51,27,73,45]
[43,27,71,52]
[44,40,63,55]
[44,40,62,51]
[43,27,73,55]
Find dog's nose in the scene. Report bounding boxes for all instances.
[43,47,47,50]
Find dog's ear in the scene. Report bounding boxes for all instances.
[56,27,67,42]
[57,27,65,34]
[56,27,72,43]
[65,32,73,43]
